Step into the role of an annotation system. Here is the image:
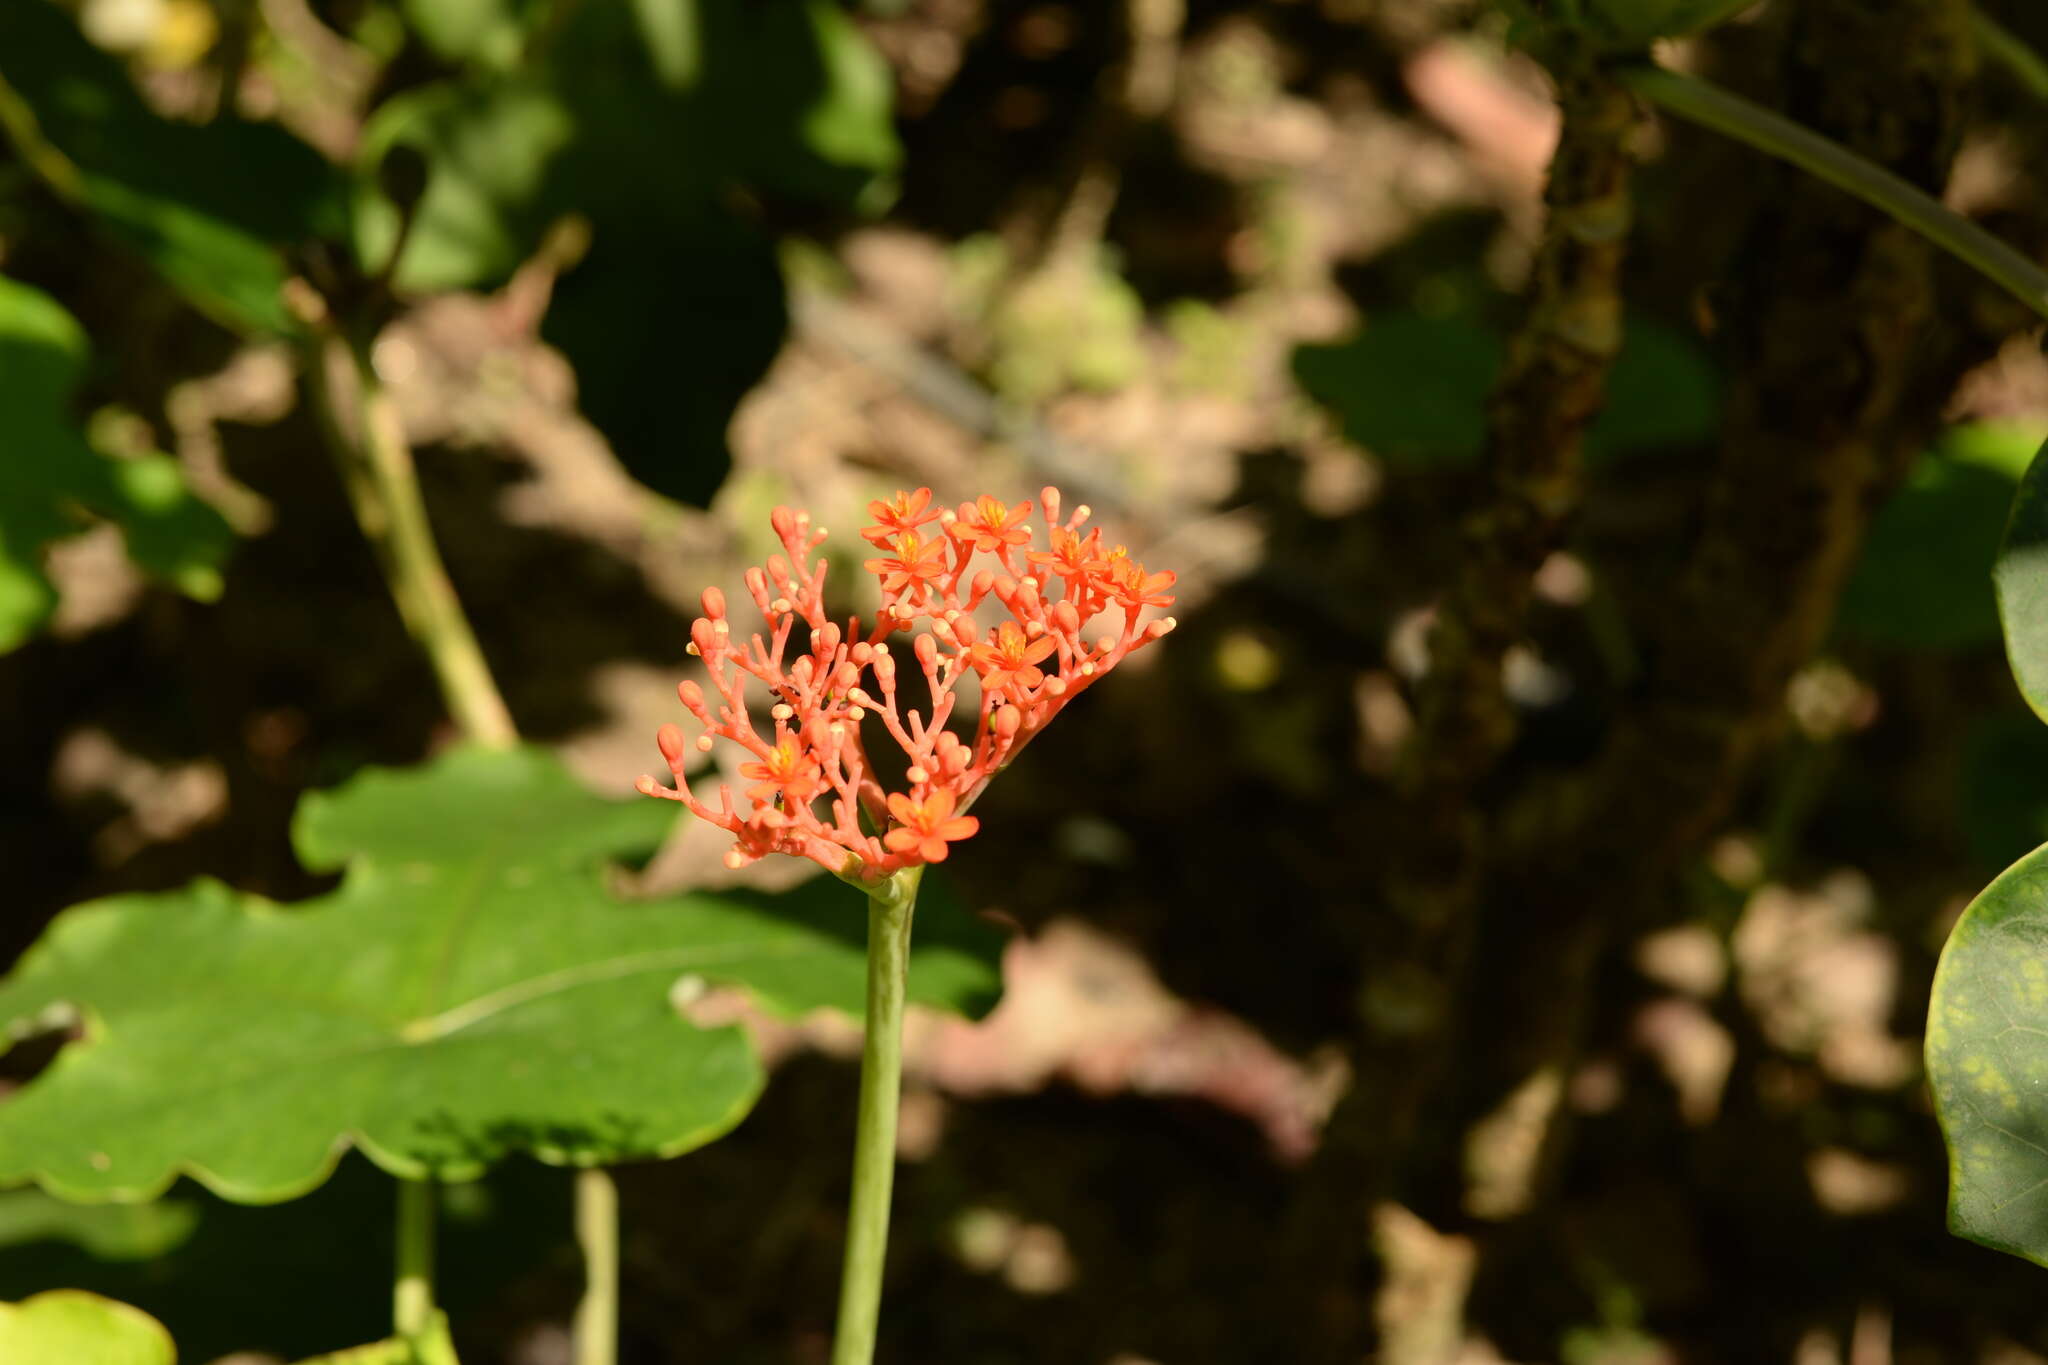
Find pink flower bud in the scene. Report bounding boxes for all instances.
[701,587,726,620]
[1053,601,1080,634]
[914,634,938,669]
[994,704,1022,738]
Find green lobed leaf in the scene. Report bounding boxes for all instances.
[0,745,1001,1203]
[1840,423,2044,651]
[1928,840,2048,1267]
[0,275,235,652]
[1289,310,1719,470]
[1996,432,2048,718]
[0,0,342,334]
[0,1290,174,1365]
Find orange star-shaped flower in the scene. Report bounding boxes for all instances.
[1027,527,1108,585]
[861,487,940,548]
[863,531,949,596]
[966,619,1057,695]
[739,737,824,808]
[883,789,980,863]
[947,495,1034,553]
[1104,552,1176,609]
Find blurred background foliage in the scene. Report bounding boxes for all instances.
[10,0,2048,1361]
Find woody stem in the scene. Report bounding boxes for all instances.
[830,865,923,1365]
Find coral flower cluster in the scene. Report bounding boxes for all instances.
[637,488,1177,880]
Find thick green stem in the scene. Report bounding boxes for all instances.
[1618,63,2048,321]
[394,1178,436,1340]
[829,867,922,1365]
[573,1168,619,1365]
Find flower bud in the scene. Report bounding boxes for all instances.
[994,704,1022,738]
[656,724,687,765]
[1053,601,1080,635]
[770,507,797,542]
[914,633,938,670]
[701,587,726,620]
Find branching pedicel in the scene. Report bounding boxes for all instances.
[637,488,1176,879]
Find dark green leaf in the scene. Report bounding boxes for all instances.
[1290,311,1718,469]
[540,218,787,507]
[1997,432,2048,718]
[0,746,1000,1202]
[358,80,574,295]
[1959,712,2048,874]
[1292,314,1500,467]
[355,0,900,504]
[1842,423,2041,650]
[0,275,235,651]
[1928,839,2048,1267]
[0,0,342,333]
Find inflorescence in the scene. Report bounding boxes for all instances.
[637,488,1177,881]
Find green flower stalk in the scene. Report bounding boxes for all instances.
[639,488,1178,1362]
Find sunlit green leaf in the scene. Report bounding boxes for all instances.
[1929,839,2048,1267]
[0,1290,174,1365]
[0,746,1001,1203]
[0,0,341,333]
[0,275,234,651]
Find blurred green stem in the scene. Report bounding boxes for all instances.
[574,1168,619,1365]
[1974,8,2048,101]
[1618,62,2048,322]
[830,866,922,1365]
[394,1179,436,1340]
[299,323,518,750]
